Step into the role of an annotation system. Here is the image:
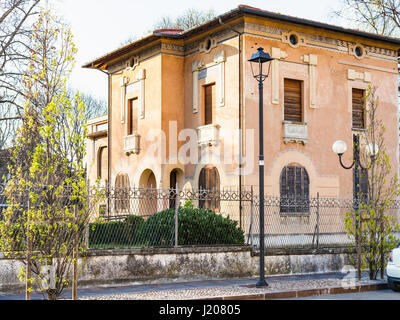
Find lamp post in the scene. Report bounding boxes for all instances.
[332,134,378,279]
[248,47,274,288]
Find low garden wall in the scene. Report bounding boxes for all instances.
[0,246,354,293]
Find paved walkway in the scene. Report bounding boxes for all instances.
[0,272,387,300]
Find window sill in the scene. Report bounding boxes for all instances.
[124,133,141,155]
[282,121,308,145]
[197,124,220,147]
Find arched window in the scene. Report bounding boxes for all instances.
[97,146,107,180]
[114,173,130,213]
[199,165,220,211]
[280,165,309,214]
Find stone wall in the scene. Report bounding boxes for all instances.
[0,246,354,293]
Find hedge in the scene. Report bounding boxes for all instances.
[89,208,245,248]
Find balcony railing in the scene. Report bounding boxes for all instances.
[282,121,308,144]
[124,134,141,155]
[197,124,220,147]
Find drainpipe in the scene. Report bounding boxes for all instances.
[96,65,111,217]
[218,18,244,227]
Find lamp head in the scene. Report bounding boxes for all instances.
[248,47,274,64]
[332,140,347,156]
[248,47,274,82]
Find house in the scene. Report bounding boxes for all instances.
[83,5,400,217]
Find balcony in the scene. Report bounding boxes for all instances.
[124,134,141,155]
[197,124,220,147]
[282,121,308,144]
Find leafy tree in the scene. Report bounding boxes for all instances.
[0,7,103,300]
[345,86,400,280]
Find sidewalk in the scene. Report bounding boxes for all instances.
[0,272,387,300]
[76,272,388,300]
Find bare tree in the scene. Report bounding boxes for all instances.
[154,8,217,30]
[121,8,218,47]
[0,0,41,151]
[0,0,41,113]
[334,0,400,36]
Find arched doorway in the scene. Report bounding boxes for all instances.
[198,165,220,211]
[139,169,157,216]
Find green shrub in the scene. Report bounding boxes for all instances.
[141,208,245,246]
[88,209,244,248]
[89,220,126,246]
[89,215,145,247]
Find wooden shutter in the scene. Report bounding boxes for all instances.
[128,98,138,135]
[280,166,309,213]
[198,166,220,211]
[284,79,302,122]
[352,89,365,129]
[97,147,108,179]
[204,84,215,125]
[115,173,130,212]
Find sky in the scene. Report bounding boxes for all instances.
[54,0,345,101]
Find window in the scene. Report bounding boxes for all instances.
[128,98,138,135]
[280,165,310,214]
[199,165,220,211]
[289,34,298,46]
[114,173,130,213]
[352,89,365,129]
[204,83,215,125]
[97,146,108,179]
[284,79,303,122]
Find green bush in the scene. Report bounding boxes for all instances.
[89,215,145,247]
[141,208,245,246]
[88,209,245,248]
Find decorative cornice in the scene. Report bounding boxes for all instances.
[244,21,398,62]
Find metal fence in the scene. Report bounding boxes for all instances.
[90,187,400,250]
[1,185,399,251]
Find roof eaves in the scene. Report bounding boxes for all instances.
[237,5,400,47]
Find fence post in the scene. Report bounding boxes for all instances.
[174,182,179,247]
[247,186,254,247]
[316,193,320,249]
[26,196,31,301]
[72,205,78,300]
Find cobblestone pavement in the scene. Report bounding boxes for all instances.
[0,272,387,300]
[78,273,387,300]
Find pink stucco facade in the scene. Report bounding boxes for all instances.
[85,6,400,203]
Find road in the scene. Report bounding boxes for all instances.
[286,289,400,300]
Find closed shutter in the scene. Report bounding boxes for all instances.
[280,165,309,213]
[204,84,215,125]
[198,166,220,211]
[115,173,130,212]
[284,79,302,122]
[352,89,365,129]
[128,98,138,135]
[97,146,108,179]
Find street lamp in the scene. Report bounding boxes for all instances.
[248,47,274,288]
[332,134,379,279]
